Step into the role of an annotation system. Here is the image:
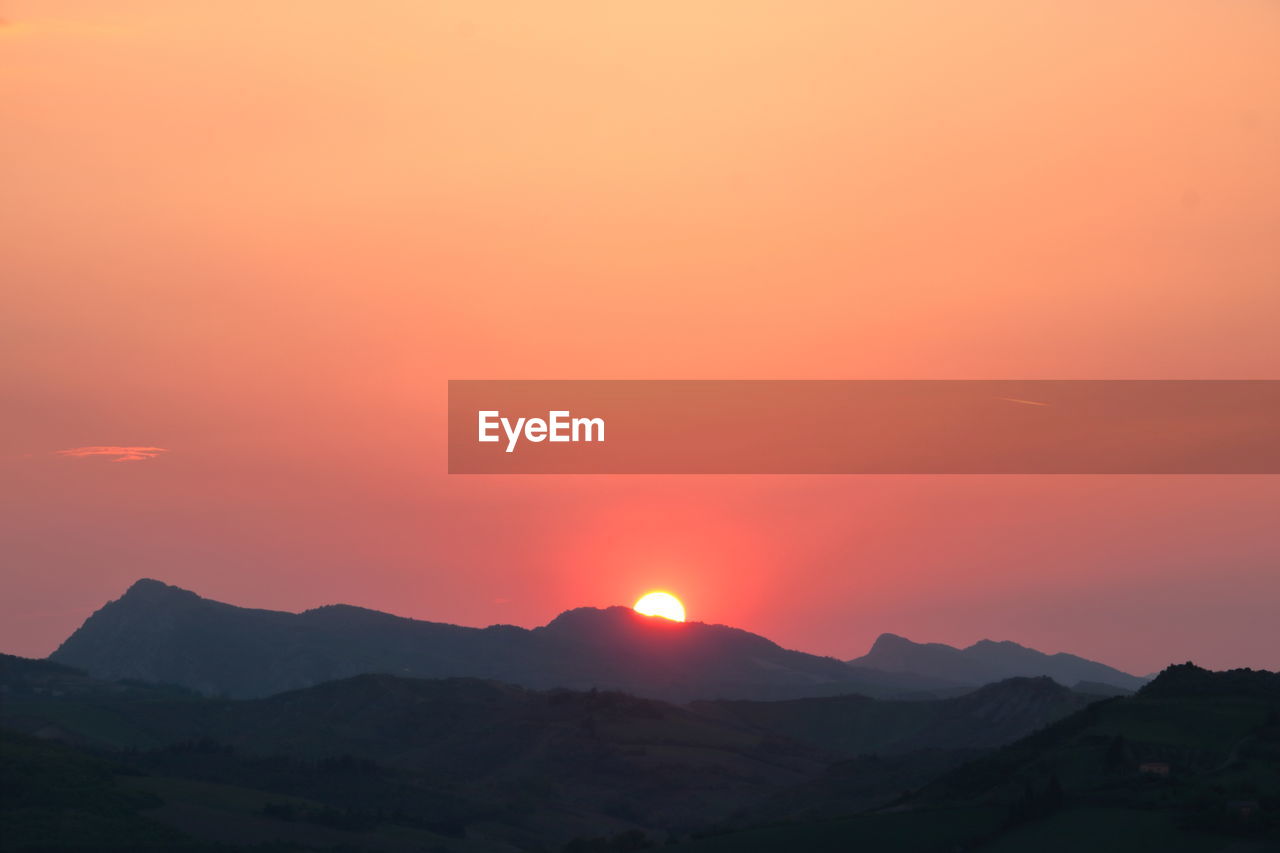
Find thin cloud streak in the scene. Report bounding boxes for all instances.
[56,446,169,462]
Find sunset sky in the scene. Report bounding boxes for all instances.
[2,1,1278,673]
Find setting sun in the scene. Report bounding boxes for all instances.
[633,592,686,622]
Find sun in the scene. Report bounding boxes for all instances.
[633,591,686,622]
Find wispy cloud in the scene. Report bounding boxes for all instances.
[56,446,169,463]
[996,397,1051,407]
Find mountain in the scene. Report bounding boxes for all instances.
[695,676,1098,757]
[671,664,1280,852]
[7,650,1273,852]
[849,632,1147,692]
[0,655,1098,764]
[0,661,831,850]
[49,579,955,702]
[1,729,195,851]
[688,677,1102,821]
[0,655,1102,852]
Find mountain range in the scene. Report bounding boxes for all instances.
[4,652,1275,852]
[0,653,1122,851]
[850,631,1148,692]
[687,664,1280,851]
[50,579,1146,702]
[4,580,1275,851]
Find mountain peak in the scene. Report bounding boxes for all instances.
[543,605,641,627]
[869,632,913,649]
[111,578,205,610]
[966,638,1027,651]
[852,633,1145,692]
[51,581,885,701]
[122,577,192,597]
[540,605,698,640]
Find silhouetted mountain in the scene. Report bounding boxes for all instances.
[50,579,955,702]
[5,653,1274,852]
[672,663,1280,851]
[1071,680,1134,697]
[707,678,1125,827]
[688,677,1100,822]
[696,676,1097,756]
[0,652,85,685]
[1137,660,1280,700]
[1,666,830,850]
[0,657,1099,851]
[0,729,194,851]
[849,632,1146,692]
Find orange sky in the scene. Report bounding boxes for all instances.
[2,1,1278,673]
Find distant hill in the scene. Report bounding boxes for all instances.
[849,632,1146,692]
[690,676,1101,821]
[4,652,1273,852]
[0,651,86,685]
[0,656,1105,851]
[0,729,194,850]
[49,579,956,702]
[0,667,830,850]
[0,655,1098,762]
[673,664,1280,852]
[695,676,1098,757]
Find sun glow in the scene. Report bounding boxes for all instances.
[633,592,686,622]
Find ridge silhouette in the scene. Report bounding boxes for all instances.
[52,579,1142,702]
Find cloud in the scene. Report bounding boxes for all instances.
[996,397,1051,407]
[56,446,169,463]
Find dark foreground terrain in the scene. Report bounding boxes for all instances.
[2,656,1277,852]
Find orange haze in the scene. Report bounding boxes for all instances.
[2,1,1278,673]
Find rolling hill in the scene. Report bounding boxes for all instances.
[673,664,1280,852]
[0,652,1118,851]
[5,651,1273,851]
[694,675,1101,756]
[0,654,828,850]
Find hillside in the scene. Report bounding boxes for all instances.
[673,664,1280,852]
[850,632,1147,692]
[5,655,1273,851]
[694,676,1097,755]
[0,654,1108,852]
[50,579,956,701]
[1,657,831,850]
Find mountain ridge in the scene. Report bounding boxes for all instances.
[850,630,1146,691]
[51,579,955,702]
[0,651,1124,849]
[50,579,1147,702]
